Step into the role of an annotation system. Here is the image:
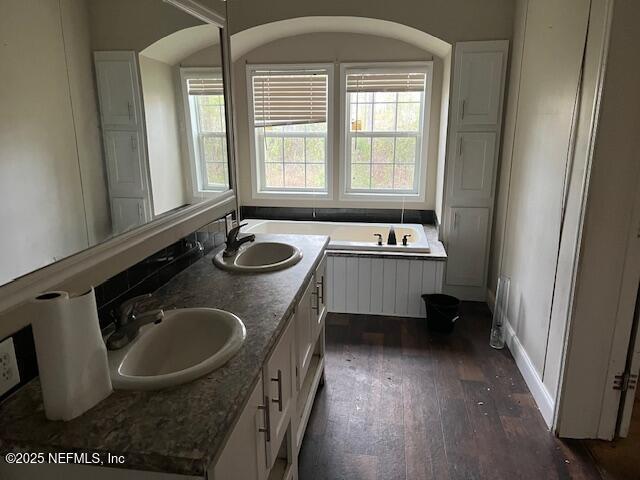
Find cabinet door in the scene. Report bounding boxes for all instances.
[111,197,148,234]
[295,280,314,391]
[264,317,295,469]
[104,130,147,198]
[457,49,505,126]
[94,51,141,128]
[313,254,328,339]
[210,377,268,480]
[451,132,496,204]
[446,207,490,287]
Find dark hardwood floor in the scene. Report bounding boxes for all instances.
[298,303,603,480]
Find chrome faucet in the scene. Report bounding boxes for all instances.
[223,223,255,257]
[106,294,164,350]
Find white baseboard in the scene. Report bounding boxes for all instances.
[504,323,555,428]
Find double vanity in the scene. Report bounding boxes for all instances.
[0,233,329,480]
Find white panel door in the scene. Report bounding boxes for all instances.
[94,51,141,128]
[210,377,267,480]
[104,130,147,198]
[457,48,505,126]
[111,197,147,233]
[446,208,490,286]
[452,132,496,204]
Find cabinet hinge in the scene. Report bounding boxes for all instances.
[613,372,638,392]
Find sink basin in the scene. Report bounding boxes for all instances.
[213,241,303,273]
[108,308,246,390]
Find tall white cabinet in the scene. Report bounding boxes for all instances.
[94,51,152,234]
[443,41,509,301]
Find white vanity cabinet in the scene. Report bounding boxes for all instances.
[211,254,327,480]
[210,377,268,480]
[313,254,328,338]
[295,254,328,391]
[263,317,295,470]
[295,280,315,391]
[211,316,296,480]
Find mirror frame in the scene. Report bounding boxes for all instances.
[0,0,238,324]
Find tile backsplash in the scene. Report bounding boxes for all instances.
[94,218,227,328]
[0,217,229,403]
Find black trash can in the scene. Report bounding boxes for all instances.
[421,294,460,334]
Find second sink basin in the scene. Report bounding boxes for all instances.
[213,241,303,273]
[108,308,246,390]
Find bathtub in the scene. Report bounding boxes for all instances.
[242,219,442,318]
[243,219,430,253]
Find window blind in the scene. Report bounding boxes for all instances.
[252,69,328,127]
[346,72,426,93]
[187,77,224,96]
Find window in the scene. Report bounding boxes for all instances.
[342,64,431,197]
[181,68,229,194]
[248,65,332,195]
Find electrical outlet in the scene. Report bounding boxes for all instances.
[0,337,20,396]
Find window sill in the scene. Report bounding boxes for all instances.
[252,190,332,201]
[340,191,425,202]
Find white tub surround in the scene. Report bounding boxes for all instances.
[243,220,431,253]
[243,220,446,318]
[327,255,444,318]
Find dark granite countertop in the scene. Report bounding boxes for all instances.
[0,234,329,477]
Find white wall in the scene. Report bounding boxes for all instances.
[232,32,443,210]
[180,44,222,68]
[0,0,90,286]
[139,55,188,215]
[87,0,202,53]
[487,0,591,423]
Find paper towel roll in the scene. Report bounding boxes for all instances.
[31,288,112,421]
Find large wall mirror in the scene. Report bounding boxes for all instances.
[0,0,233,287]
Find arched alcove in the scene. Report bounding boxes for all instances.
[230,16,451,60]
[230,16,452,214]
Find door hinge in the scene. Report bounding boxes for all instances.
[613,372,638,392]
